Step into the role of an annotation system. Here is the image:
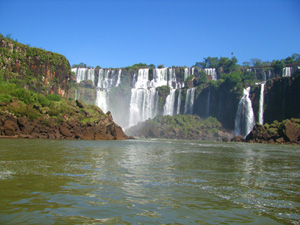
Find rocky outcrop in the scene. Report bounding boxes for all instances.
[0,34,72,97]
[0,112,128,140]
[245,119,300,144]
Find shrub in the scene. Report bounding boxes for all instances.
[11,88,38,104]
[37,94,51,107]
[46,94,61,101]
[0,93,13,103]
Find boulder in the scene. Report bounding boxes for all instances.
[231,135,245,142]
[59,126,72,137]
[283,120,300,142]
[3,119,19,136]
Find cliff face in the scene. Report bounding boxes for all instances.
[0,34,72,97]
[264,75,300,123]
[250,74,300,125]
[193,84,241,130]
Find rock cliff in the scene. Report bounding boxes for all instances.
[0,34,72,97]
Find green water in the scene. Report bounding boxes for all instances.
[0,139,299,225]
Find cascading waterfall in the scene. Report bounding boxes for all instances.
[258,83,265,125]
[96,91,108,113]
[72,68,95,84]
[116,69,121,86]
[184,67,194,80]
[163,89,176,116]
[95,68,121,113]
[151,68,168,87]
[234,87,255,138]
[204,68,217,81]
[184,88,195,115]
[163,68,183,116]
[128,69,159,127]
[282,67,291,77]
[263,70,267,81]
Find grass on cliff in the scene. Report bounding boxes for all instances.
[0,78,107,123]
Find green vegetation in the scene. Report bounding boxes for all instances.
[0,78,107,123]
[130,114,225,140]
[72,62,88,68]
[125,63,152,70]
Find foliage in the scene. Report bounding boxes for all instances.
[72,62,87,68]
[240,71,257,83]
[273,60,285,76]
[144,114,222,138]
[125,63,151,70]
[157,85,170,97]
[46,94,61,101]
[222,71,242,90]
[0,78,107,123]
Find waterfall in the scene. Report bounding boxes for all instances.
[128,69,159,127]
[258,83,265,125]
[282,67,291,77]
[176,90,182,115]
[151,68,168,87]
[116,69,122,87]
[163,89,176,116]
[263,70,267,81]
[183,67,195,80]
[184,68,189,80]
[95,68,121,113]
[96,91,108,113]
[206,88,211,117]
[71,68,95,84]
[184,88,195,115]
[87,68,95,86]
[234,87,255,138]
[205,68,217,81]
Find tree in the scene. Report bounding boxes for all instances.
[204,57,219,68]
[157,64,164,69]
[195,57,219,68]
[223,71,242,89]
[273,60,285,76]
[251,58,262,67]
[218,56,238,74]
[198,72,208,84]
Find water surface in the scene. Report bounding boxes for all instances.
[0,139,299,224]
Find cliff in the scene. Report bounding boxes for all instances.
[0,35,128,140]
[0,34,72,97]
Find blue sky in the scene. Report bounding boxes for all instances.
[1,0,299,68]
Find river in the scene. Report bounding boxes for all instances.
[0,139,299,224]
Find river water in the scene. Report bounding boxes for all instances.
[0,139,299,224]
